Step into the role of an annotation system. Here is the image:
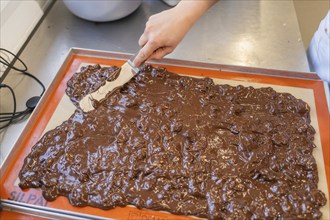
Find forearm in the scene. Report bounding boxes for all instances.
[175,0,218,27]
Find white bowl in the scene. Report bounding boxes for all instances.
[63,0,142,22]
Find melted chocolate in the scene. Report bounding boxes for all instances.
[65,64,120,107]
[19,65,327,219]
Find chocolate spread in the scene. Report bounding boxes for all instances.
[19,65,327,219]
[65,64,120,107]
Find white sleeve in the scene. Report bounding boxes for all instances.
[307,10,330,83]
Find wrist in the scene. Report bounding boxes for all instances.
[174,0,217,26]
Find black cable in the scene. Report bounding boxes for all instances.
[0,109,30,121]
[0,110,28,116]
[0,48,45,95]
[0,48,28,71]
[0,0,55,83]
[0,48,45,130]
[0,113,30,124]
[0,84,16,130]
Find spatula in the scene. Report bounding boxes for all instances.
[79,54,141,112]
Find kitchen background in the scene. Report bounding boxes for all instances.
[1,0,329,56]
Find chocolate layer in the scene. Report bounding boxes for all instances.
[65,64,120,107]
[19,65,327,219]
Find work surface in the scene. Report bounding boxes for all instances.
[0,0,310,165]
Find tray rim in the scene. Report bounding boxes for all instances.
[1,47,329,219]
[71,47,320,80]
[1,200,109,220]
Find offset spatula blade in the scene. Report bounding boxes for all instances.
[79,56,139,112]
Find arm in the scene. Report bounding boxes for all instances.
[133,0,218,66]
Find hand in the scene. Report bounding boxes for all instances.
[133,0,218,67]
[133,7,192,66]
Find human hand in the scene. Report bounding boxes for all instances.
[133,6,193,67]
[133,1,217,66]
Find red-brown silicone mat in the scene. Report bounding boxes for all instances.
[1,52,329,219]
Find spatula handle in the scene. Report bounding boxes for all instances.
[128,53,146,74]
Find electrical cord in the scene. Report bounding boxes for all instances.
[0,48,45,94]
[0,48,45,130]
[0,84,17,130]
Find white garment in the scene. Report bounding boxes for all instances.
[308,10,330,83]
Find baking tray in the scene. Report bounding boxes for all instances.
[1,48,329,219]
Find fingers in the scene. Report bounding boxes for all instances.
[149,47,173,60]
[138,33,148,47]
[133,40,158,67]
[133,45,173,67]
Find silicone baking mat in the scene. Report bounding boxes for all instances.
[1,49,329,219]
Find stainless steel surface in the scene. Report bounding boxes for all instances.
[0,0,310,165]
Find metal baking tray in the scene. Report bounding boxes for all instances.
[1,48,329,219]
